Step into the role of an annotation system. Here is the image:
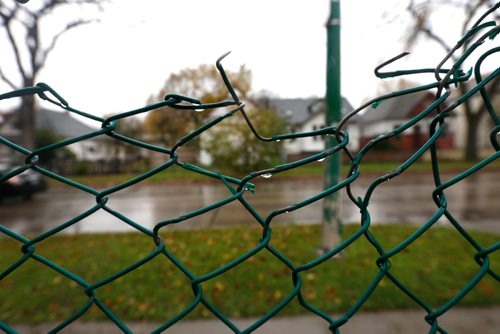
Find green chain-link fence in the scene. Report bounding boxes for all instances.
[1,3,499,334]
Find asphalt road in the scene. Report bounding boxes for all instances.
[0,171,498,235]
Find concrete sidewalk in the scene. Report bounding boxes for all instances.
[11,307,500,333]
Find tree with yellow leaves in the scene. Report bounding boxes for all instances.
[202,102,287,174]
[144,64,251,148]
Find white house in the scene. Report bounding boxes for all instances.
[0,108,120,165]
[269,97,357,161]
[34,108,109,161]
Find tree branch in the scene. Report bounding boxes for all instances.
[462,0,487,34]
[35,0,107,18]
[406,0,460,61]
[0,4,27,82]
[38,18,97,67]
[420,27,454,54]
[461,0,493,49]
[0,66,18,90]
[27,18,40,77]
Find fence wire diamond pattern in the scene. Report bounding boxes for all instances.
[1,3,499,334]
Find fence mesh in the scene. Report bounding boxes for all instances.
[1,3,499,334]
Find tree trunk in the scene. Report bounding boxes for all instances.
[459,82,483,162]
[464,112,480,161]
[19,91,36,151]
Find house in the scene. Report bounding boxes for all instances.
[35,108,109,161]
[270,91,457,162]
[270,97,356,161]
[0,108,137,173]
[0,108,105,162]
[358,91,454,153]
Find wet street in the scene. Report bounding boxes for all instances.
[0,171,498,235]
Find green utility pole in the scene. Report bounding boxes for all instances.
[321,0,342,253]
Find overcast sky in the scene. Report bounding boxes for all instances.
[1,0,494,120]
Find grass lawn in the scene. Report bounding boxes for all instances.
[0,224,498,325]
[49,159,500,188]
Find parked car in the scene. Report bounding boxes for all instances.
[0,164,48,201]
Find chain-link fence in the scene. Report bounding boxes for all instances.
[1,3,499,334]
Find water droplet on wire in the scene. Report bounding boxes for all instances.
[261,173,272,179]
[317,158,325,162]
[194,103,204,112]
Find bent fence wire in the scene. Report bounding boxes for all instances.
[1,4,499,334]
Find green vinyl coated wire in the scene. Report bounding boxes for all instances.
[1,3,499,334]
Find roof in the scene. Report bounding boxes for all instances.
[361,91,431,124]
[1,108,97,138]
[270,97,354,125]
[268,91,437,127]
[35,108,97,137]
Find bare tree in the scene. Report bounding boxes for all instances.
[404,0,499,161]
[0,0,106,149]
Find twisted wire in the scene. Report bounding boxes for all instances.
[1,4,499,334]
